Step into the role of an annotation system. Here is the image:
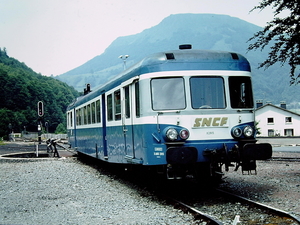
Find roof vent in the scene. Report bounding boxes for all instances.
[165,53,175,60]
[179,44,192,50]
[230,53,239,60]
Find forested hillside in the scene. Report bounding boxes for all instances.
[0,48,79,139]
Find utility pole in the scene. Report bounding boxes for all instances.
[119,55,129,70]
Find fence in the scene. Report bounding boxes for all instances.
[21,132,67,140]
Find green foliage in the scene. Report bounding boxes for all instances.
[255,121,261,135]
[55,123,67,134]
[248,0,300,85]
[0,48,79,139]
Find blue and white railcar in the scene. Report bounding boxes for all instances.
[67,45,272,180]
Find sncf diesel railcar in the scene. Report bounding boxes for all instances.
[67,45,272,180]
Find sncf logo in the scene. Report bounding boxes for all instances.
[193,117,228,128]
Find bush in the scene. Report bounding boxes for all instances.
[55,123,67,134]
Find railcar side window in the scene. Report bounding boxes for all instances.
[96,100,101,123]
[87,104,91,124]
[151,78,186,110]
[70,111,73,127]
[77,109,81,125]
[114,90,121,120]
[124,86,130,118]
[91,102,96,124]
[83,106,87,125]
[107,94,113,121]
[190,77,225,109]
[135,82,140,117]
[229,77,253,108]
[76,110,79,125]
[68,112,73,127]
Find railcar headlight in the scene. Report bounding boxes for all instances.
[179,129,189,140]
[232,127,242,138]
[243,126,254,137]
[166,128,178,141]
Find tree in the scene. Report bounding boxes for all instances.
[247,0,300,85]
[55,123,67,134]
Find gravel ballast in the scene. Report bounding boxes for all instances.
[1,142,300,224]
[220,150,300,219]
[0,157,195,224]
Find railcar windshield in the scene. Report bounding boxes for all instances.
[190,77,226,109]
[151,77,186,110]
[229,76,253,108]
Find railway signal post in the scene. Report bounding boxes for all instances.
[36,101,44,156]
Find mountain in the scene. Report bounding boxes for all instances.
[0,48,79,138]
[56,13,299,106]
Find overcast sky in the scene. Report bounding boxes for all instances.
[0,0,278,76]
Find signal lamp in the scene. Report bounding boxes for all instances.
[38,101,44,117]
[179,129,189,140]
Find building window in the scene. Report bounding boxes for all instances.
[267,118,274,124]
[285,117,292,123]
[268,129,274,137]
[284,129,294,136]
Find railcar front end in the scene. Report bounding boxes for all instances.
[138,70,272,180]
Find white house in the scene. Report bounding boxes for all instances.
[255,103,300,137]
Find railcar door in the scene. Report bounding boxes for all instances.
[122,85,135,159]
[101,94,108,159]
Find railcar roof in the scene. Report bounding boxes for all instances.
[67,49,250,110]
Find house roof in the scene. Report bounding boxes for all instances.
[255,103,300,117]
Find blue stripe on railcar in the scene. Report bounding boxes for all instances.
[72,123,242,166]
[75,127,104,158]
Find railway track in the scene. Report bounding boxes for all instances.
[164,187,300,224]
[270,156,300,162]
[215,188,300,224]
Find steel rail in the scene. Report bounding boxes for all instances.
[215,188,300,224]
[270,157,300,162]
[166,196,224,225]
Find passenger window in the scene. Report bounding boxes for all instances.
[76,109,79,125]
[87,104,91,124]
[107,94,113,121]
[91,102,96,124]
[96,100,101,123]
[135,82,140,117]
[70,111,73,127]
[114,90,121,120]
[124,86,130,118]
[84,106,88,125]
[77,108,81,125]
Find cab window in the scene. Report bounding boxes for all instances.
[151,77,186,110]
